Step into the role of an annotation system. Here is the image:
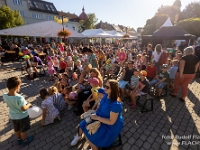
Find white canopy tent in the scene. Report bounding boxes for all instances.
[82,29,112,38]
[104,30,123,38]
[0,21,83,37]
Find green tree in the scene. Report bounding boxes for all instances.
[156,5,180,21]
[178,2,200,21]
[78,13,98,32]
[0,6,24,30]
[177,18,200,37]
[142,14,168,35]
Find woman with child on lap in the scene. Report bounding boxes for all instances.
[71,79,124,150]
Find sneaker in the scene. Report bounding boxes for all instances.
[16,138,22,145]
[71,134,81,146]
[21,136,34,146]
[68,105,73,110]
[131,104,136,109]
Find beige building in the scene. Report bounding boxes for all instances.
[0,0,82,32]
[0,0,58,24]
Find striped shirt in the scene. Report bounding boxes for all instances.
[51,93,66,111]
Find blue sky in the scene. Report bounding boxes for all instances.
[48,0,198,30]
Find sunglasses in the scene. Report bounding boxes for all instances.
[104,85,110,89]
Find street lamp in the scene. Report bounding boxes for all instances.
[60,11,68,31]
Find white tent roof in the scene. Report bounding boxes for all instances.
[104,30,123,38]
[0,21,83,37]
[161,18,173,27]
[82,29,112,38]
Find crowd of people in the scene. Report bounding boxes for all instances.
[2,40,200,149]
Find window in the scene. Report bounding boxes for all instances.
[50,5,55,11]
[29,2,34,7]
[19,11,24,17]
[32,13,42,19]
[45,4,51,11]
[34,2,39,8]
[13,0,22,5]
[46,15,53,20]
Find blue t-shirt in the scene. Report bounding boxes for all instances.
[3,93,28,120]
[168,66,178,79]
[130,75,139,87]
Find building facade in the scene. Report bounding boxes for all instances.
[2,0,58,24]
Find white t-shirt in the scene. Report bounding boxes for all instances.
[128,53,132,61]
[152,51,162,62]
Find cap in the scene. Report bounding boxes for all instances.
[88,77,99,87]
[94,88,106,94]
[22,55,30,59]
[162,64,168,68]
[140,70,147,77]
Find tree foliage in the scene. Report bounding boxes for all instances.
[177,18,200,37]
[173,0,182,9]
[156,5,180,20]
[178,2,200,21]
[78,13,98,32]
[0,6,24,30]
[142,14,169,35]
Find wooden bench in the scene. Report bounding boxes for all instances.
[6,50,16,61]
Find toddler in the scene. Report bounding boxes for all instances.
[39,88,60,125]
[82,77,100,112]
[3,77,34,146]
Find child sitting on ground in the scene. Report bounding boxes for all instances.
[82,77,100,112]
[39,88,60,125]
[3,77,34,146]
[62,86,77,110]
[48,86,66,112]
[68,72,78,86]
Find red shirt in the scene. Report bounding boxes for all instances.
[60,61,67,69]
[146,65,157,78]
[119,52,126,61]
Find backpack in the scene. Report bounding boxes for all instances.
[158,51,167,66]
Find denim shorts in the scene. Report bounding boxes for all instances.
[118,80,129,89]
[150,79,167,89]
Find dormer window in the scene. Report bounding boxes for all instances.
[46,4,51,11]
[50,5,55,11]
[34,2,39,8]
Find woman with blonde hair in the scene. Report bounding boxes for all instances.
[48,86,66,111]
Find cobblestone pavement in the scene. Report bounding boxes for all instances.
[0,62,200,150]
